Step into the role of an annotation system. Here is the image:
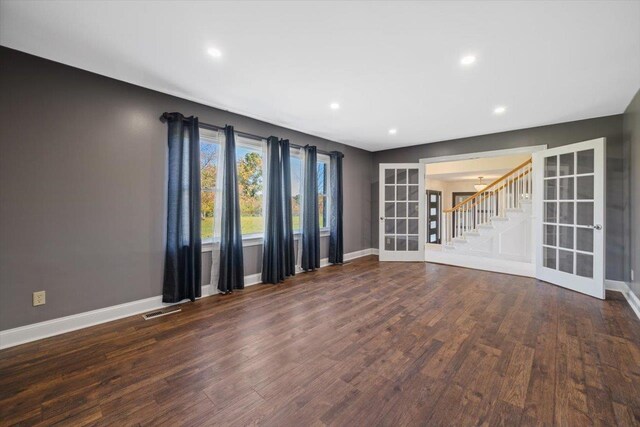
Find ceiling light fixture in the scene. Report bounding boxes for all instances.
[493,106,507,114]
[207,47,222,58]
[330,102,340,110]
[460,55,476,66]
[474,177,487,192]
[388,128,397,135]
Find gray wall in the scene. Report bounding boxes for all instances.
[372,115,628,281]
[0,47,373,330]
[623,89,640,299]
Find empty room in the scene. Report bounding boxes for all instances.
[1,1,640,425]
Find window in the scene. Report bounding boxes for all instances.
[317,155,330,230]
[200,129,328,243]
[200,130,221,241]
[235,137,264,236]
[290,150,303,232]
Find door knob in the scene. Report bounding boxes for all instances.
[380,217,385,220]
[591,224,602,230]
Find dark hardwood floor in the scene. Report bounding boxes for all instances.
[1,256,639,426]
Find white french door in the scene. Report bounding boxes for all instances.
[533,138,606,299]
[379,164,425,261]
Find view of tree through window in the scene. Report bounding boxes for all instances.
[236,144,264,235]
[200,133,328,241]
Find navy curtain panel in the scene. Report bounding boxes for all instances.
[262,137,285,283]
[161,112,202,303]
[218,126,245,293]
[281,140,296,277]
[329,151,344,264]
[301,145,320,271]
[262,138,296,284]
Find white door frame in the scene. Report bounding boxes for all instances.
[419,145,548,269]
[378,163,425,261]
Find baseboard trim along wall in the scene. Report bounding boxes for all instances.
[605,280,640,320]
[0,248,377,349]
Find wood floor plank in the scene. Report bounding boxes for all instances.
[1,256,639,426]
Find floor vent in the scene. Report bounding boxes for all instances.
[142,307,181,320]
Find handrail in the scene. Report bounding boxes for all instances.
[443,168,532,213]
[443,158,532,213]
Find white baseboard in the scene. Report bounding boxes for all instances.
[605,280,640,321]
[0,248,377,350]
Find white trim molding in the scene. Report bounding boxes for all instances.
[605,280,640,320]
[0,248,377,349]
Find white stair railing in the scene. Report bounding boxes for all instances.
[441,159,532,246]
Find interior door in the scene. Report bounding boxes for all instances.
[426,190,441,244]
[379,164,425,261]
[533,138,605,299]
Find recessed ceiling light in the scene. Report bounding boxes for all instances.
[460,55,476,66]
[207,47,222,58]
[330,102,340,110]
[388,128,397,135]
[493,106,507,114]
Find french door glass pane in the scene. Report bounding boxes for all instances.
[397,186,407,201]
[559,177,574,200]
[576,227,594,252]
[558,249,574,273]
[544,246,556,269]
[385,169,395,184]
[408,185,419,200]
[408,202,419,217]
[545,156,557,177]
[544,224,557,246]
[576,202,594,226]
[385,236,395,251]
[545,179,557,200]
[576,253,594,278]
[558,226,574,249]
[397,236,407,251]
[385,186,395,201]
[559,202,574,224]
[544,202,557,223]
[408,236,419,251]
[408,219,419,234]
[385,202,395,217]
[577,149,594,174]
[397,219,407,234]
[397,169,407,184]
[559,153,574,176]
[577,176,594,199]
[385,219,395,233]
[397,202,407,217]
[408,169,419,184]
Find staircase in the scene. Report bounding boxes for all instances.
[441,159,533,262]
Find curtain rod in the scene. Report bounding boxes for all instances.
[161,114,335,156]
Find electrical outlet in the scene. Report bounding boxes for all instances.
[33,291,46,306]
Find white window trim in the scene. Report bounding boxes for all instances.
[202,229,330,252]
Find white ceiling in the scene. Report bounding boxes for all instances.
[1,1,639,152]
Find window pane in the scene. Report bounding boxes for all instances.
[408,169,419,184]
[397,169,407,184]
[544,246,557,269]
[237,143,264,235]
[385,236,395,251]
[544,224,556,246]
[544,179,557,200]
[559,153,574,176]
[385,202,395,218]
[559,177,574,200]
[397,186,407,201]
[200,140,220,240]
[408,236,419,251]
[559,249,574,274]
[576,253,593,278]
[291,155,302,231]
[396,218,407,234]
[558,226,574,249]
[545,156,557,177]
[397,236,407,251]
[559,202,574,224]
[576,202,594,226]
[577,175,594,200]
[408,202,419,218]
[385,219,395,234]
[576,228,594,252]
[577,149,594,174]
[408,185,419,201]
[317,161,328,229]
[544,202,557,223]
[385,168,395,184]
